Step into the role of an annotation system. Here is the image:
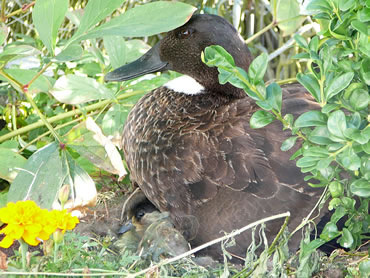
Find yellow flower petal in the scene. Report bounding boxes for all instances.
[23,230,41,246]
[0,235,14,248]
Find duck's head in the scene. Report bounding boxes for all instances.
[105,14,252,97]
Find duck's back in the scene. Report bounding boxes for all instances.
[121,82,324,259]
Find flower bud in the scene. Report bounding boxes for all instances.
[58,184,70,208]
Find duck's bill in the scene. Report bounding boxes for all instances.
[118,219,134,234]
[105,43,169,82]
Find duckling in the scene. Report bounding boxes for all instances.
[106,14,326,260]
[115,191,189,261]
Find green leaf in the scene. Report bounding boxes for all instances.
[339,147,361,171]
[339,228,354,249]
[296,73,321,102]
[51,75,115,104]
[0,45,40,67]
[303,146,329,158]
[359,260,370,277]
[350,179,370,197]
[0,23,8,45]
[0,69,54,94]
[360,156,370,180]
[306,0,332,13]
[351,20,368,35]
[293,52,310,59]
[203,45,235,68]
[322,103,339,114]
[349,88,369,111]
[360,58,370,85]
[359,33,370,57]
[0,148,27,182]
[32,0,68,55]
[309,36,319,53]
[357,7,370,22]
[281,136,298,151]
[55,44,83,62]
[294,34,309,49]
[124,39,151,64]
[104,36,126,69]
[348,112,362,129]
[102,103,130,140]
[327,110,346,141]
[248,52,268,84]
[65,119,126,178]
[325,72,354,101]
[8,142,64,209]
[317,156,334,170]
[71,0,124,41]
[295,111,327,127]
[297,156,320,168]
[339,0,356,11]
[276,0,305,36]
[266,83,282,112]
[344,128,369,144]
[250,110,275,129]
[329,181,344,198]
[309,126,334,145]
[320,222,340,241]
[77,2,196,40]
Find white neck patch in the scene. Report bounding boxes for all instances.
[164,75,205,95]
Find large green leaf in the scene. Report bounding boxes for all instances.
[327,110,347,141]
[294,111,327,127]
[51,75,115,104]
[276,0,305,36]
[250,110,275,128]
[65,118,126,179]
[309,126,334,145]
[297,73,321,102]
[0,69,55,94]
[0,45,40,67]
[8,142,65,209]
[55,44,83,62]
[104,36,127,69]
[325,72,354,101]
[72,0,125,40]
[77,2,196,41]
[0,147,27,182]
[350,179,370,197]
[248,52,268,84]
[32,0,68,55]
[102,103,130,143]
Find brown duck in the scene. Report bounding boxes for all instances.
[105,14,325,260]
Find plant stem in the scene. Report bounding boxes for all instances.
[19,238,28,270]
[245,21,275,44]
[0,89,145,143]
[0,68,62,142]
[1,0,5,22]
[27,61,53,88]
[54,241,59,263]
[5,2,35,19]
[232,215,291,278]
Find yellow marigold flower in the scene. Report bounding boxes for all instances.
[0,201,56,248]
[49,209,79,234]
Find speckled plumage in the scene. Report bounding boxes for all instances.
[106,14,326,260]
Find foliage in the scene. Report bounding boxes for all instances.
[0,0,195,209]
[0,0,368,276]
[202,0,369,275]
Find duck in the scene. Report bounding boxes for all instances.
[105,14,326,260]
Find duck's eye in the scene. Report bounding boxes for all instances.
[136,209,145,220]
[177,28,193,39]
